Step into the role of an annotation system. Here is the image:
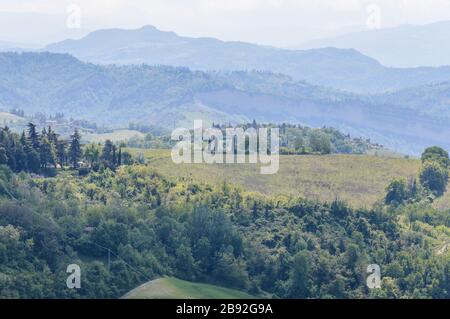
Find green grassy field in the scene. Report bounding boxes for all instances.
[126,149,423,208]
[122,277,256,299]
[84,129,145,143]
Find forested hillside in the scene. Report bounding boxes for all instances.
[2,0,449,303]
[0,140,448,298]
[45,25,450,93]
[2,52,450,154]
[374,81,450,120]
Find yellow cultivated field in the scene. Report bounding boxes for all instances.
[127,148,423,208]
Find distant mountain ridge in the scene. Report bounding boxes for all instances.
[299,20,450,68]
[1,52,450,155]
[0,40,34,52]
[44,25,450,94]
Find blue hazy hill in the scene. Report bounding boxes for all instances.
[45,25,450,94]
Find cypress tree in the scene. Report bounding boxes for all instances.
[27,122,40,150]
[69,129,82,169]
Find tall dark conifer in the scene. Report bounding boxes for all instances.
[56,140,68,167]
[69,129,82,169]
[27,122,40,150]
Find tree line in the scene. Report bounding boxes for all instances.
[0,123,132,175]
[385,146,450,205]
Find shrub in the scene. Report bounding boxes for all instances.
[419,161,449,196]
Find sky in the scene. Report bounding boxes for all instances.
[1,0,450,47]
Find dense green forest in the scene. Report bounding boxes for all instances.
[0,124,448,298]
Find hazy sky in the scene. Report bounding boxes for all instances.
[2,0,450,47]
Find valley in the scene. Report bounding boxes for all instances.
[0,13,449,301]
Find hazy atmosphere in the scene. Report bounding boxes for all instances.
[2,0,450,46]
[0,0,449,305]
